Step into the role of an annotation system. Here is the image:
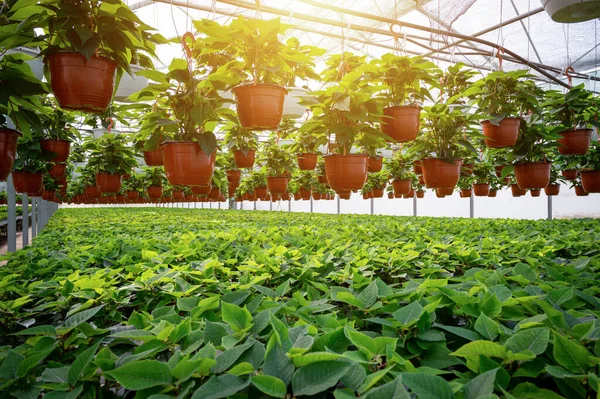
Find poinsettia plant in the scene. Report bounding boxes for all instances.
[83,134,137,175]
[259,140,295,177]
[542,84,600,130]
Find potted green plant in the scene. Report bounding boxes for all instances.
[9,0,165,113]
[372,55,439,142]
[386,153,413,196]
[39,97,79,164]
[223,121,259,169]
[291,118,327,171]
[122,173,142,200]
[83,134,137,194]
[543,84,600,155]
[11,130,50,196]
[293,171,316,200]
[466,70,540,148]
[218,151,241,188]
[133,105,173,166]
[545,165,562,196]
[457,176,474,198]
[366,171,389,198]
[580,141,600,193]
[141,166,166,199]
[260,140,296,194]
[472,161,494,196]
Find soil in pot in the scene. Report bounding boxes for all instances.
[46,53,116,113]
[367,156,383,173]
[267,176,290,194]
[48,163,67,180]
[297,153,318,170]
[324,154,368,192]
[0,128,21,181]
[41,139,70,163]
[511,184,527,197]
[530,189,541,197]
[575,185,589,196]
[392,179,411,195]
[558,129,592,155]
[514,162,551,189]
[162,142,215,186]
[12,171,43,196]
[421,158,462,189]
[233,149,256,169]
[481,118,521,148]
[562,169,578,180]
[233,84,286,130]
[473,183,490,196]
[96,173,122,194]
[580,170,600,193]
[545,184,560,196]
[380,106,420,142]
[143,148,163,166]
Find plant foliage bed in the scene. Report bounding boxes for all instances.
[0,208,599,399]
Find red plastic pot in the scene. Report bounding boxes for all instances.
[511,184,527,197]
[380,105,420,142]
[173,190,185,200]
[12,171,43,196]
[421,158,462,189]
[488,189,498,198]
[46,52,116,113]
[558,129,592,155]
[42,189,55,201]
[530,189,541,197]
[340,191,351,200]
[267,176,289,194]
[85,185,101,199]
[481,118,520,148]
[226,169,241,185]
[416,190,424,199]
[299,188,312,200]
[0,128,21,181]
[461,163,474,177]
[514,162,551,189]
[392,179,411,195]
[297,153,318,170]
[460,188,472,198]
[413,160,423,175]
[143,148,163,166]
[437,187,454,196]
[96,173,122,194]
[127,190,139,200]
[367,156,383,173]
[162,142,215,186]
[208,187,221,200]
[473,183,490,197]
[372,188,384,198]
[147,186,162,199]
[580,170,600,193]
[48,163,67,180]
[233,149,256,169]
[561,169,578,180]
[233,84,286,130]
[41,139,70,163]
[324,154,368,192]
[317,175,328,185]
[255,187,269,200]
[116,194,125,202]
[544,184,560,196]
[191,185,211,195]
[575,185,589,196]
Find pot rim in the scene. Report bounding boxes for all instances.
[42,138,70,144]
[514,161,552,166]
[384,104,422,110]
[232,83,287,93]
[0,127,23,137]
[559,128,593,135]
[45,51,115,65]
[481,117,521,125]
[323,153,369,159]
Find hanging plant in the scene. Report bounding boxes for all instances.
[11,131,50,196]
[83,134,137,193]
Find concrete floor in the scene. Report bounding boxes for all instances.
[0,227,32,256]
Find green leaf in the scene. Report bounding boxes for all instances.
[192,374,250,399]
[505,327,549,356]
[344,327,377,359]
[400,372,454,399]
[105,360,172,390]
[357,281,379,308]
[11,325,56,336]
[264,343,294,385]
[292,360,352,396]
[364,376,410,399]
[553,333,591,374]
[474,313,499,341]
[0,350,25,380]
[68,341,101,386]
[62,304,105,331]
[251,375,287,398]
[393,301,424,327]
[463,368,498,399]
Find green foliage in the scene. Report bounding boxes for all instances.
[141,166,166,187]
[582,141,600,170]
[543,84,600,130]
[259,140,295,177]
[13,130,51,173]
[83,134,137,175]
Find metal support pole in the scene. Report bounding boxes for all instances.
[412,192,417,217]
[22,194,28,247]
[31,198,37,239]
[547,195,553,220]
[218,201,221,209]
[310,198,313,213]
[370,198,374,215]
[337,196,340,214]
[470,192,475,219]
[7,175,16,253]
[288,200,291,212]
[269,201,272,211]
[253,201,256,210]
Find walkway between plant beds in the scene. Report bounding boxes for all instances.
[0,226,32,265]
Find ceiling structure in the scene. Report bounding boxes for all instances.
[127,0,600,92]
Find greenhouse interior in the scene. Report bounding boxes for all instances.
[1,0,600,397]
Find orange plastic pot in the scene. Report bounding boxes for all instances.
[380,105,420,142]
[558,129,592,155]
[421,158,462,189]
[561,169,578,180]
[48,163,67,180]
[413,160,423,175]
[268,176,289,194]
[575,185,589,196]
[435,190,446,198]
[299,188,312,200]
[0,128,21,181]
[514,162,551,189]
[392,179,411,195]
[226,169,241,185]
[116,194,125,202]
[41,139,70,163]
[42,190,55,201]
[511,184,527,197]
[46,52,116,113]
[580,170,600,193]
[233,149,256,169]
[173,190,185,200]
[208,187,220,200]
[162,142,215,186]
[437,187,454,196]
[255,187,268,200]
[460,189,472,198]
[372,188,384,198]
[233,84,286,130]
[185,194,195,201]
[317,175,328,185]
[416,190,424,199]
[143,148,163,166]
[488,189,498,197]
[281,192,291,201]
[313,193,322,200]
[367,156,383,173]
[85,185,100,199]
[147,186,162,199]
[127,191,139,200]
[530,189,541,197]
[340,191,352,200]
[297,153,318,170]
[191,186,210,195]
[473,183,490,196]
[96,173,122,194]
[481,118,520,148]
[12,171,43,196]
[324,154,368,192]
[403,189,415,199]
[544,184,560,196]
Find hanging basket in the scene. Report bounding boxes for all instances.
[367,156,383,173]
[41,139,70,163]
[473,183,490,197]
[488,189,498,197]
[233,84,286,130]
[267,176,290,194]
[127,191,139,200]
[85,185,101,200]
[233,149,256,169]
[421,158,462,189]
[161,142,215,186]
[392,179,411,195]
[297,153,318,171]
[191,185,211,195]
[460,188,472,198]
[147,186,163,199]
[542,0,600,23]
[511,184,527,197]
[143,148,163,166]
[96,173,122,194]
[481,118,521,148]
[545,184,561,196]
[557,129,592,155]
[580,170,600,193]
[12,171,43,196]
[324,154,368,192]
[0,128,21,181]
[530,189,541,197]
[514,162,551,189]
[226,169,241,185]
[380,105,421,142]
[575,185,589,196]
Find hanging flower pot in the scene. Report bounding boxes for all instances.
[372,188,384,198]
[317,175,328,185]
[380,106,421,142]
[437,187,454,196]
[281,192,291,201]
[530,189,541,197]
[127,191,139,200]
[147,186,162,199]
[41,139,70,163]
[481,118,521,148]
[96,173,122,194]
[116,194,125,202]
[233,149,256,169]
[495,165,508,178]
[580,170,600,193]
[416,190,425,198]
[558,129,593,155]
[226,169,241,186]
[143,148,163,166]
[255,187,269,200]
[418,175,425,185]
[575,185,589,196]
[191,185,211,195]
[339,191,351,200]
[473,183,490,196]
[460,188,472,198]
[544,184,560,196]
[12,171,43,196]
[324,154,368,192]
[85,185,101,199]
[413,160,423,175]
[267,176,289,194]
[561,169,578,180]
[488,189,498,197]
[297,153,318,170]
[421,158,462,189]
[233,84,287,130]
[543,0,600,22]
[461,163,474,177]
[162,142,215,186]
[367,156,383,173]
[46,53,116,113]
[387,192,394,199]
[0,128,21,181]
[299,188,312,200]
[48,163,67,180]
[514,162,551,189]
[435,189,446,198]
[403,189,415,199]
[511,184,527,197]
[392,179,411,195]
[42,189,55,201]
